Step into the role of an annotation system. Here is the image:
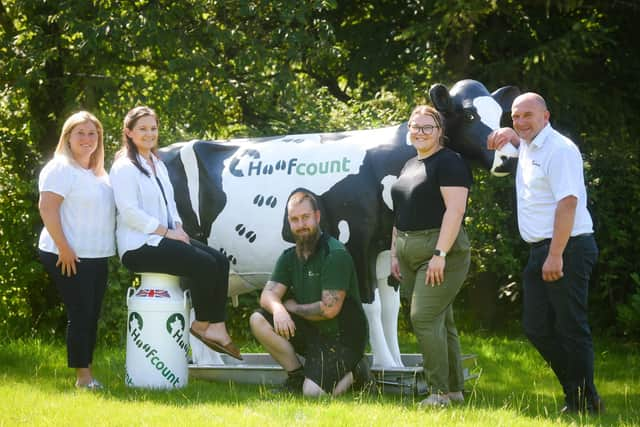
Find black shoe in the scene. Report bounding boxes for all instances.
[587,396,605,415]
[560,396,606,416]
[352,355,377,392]
[560,405,578,415]
[270,374,304,395]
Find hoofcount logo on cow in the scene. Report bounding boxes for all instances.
[230,156,352,177]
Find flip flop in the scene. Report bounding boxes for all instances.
[190,327,243,360]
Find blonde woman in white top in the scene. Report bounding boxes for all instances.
[38,111,116,390]
[110,106,241,360]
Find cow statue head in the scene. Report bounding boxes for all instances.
[430,79,520,176]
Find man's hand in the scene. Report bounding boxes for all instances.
[542,253,564,282]
[272,304,296,339]
[487,127,520,151]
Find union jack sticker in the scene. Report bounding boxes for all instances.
[136,288,171,298]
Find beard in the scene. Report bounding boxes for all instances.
[293,226,320,260]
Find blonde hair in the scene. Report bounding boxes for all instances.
[54,111,106,175]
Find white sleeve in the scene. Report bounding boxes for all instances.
[547,145,584,202]
[110,159,160,234]
[38,158,73,197]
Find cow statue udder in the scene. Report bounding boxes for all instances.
[160,79,520,367]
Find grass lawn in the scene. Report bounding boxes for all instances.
[1,332,638,426]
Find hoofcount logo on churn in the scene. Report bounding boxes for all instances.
[127,311,187,387]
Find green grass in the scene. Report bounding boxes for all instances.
[1,333,638,426]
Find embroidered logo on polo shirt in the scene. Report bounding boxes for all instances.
[307,271,320,277]
[532,160,541,167]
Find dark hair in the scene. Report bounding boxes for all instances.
[287,190,320,212]
[118,106,159,177]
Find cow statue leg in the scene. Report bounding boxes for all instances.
[189,308,225,365]
[376,250,404,367]
[361,250,404,367]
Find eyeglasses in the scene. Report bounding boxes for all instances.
[409,124,440,135]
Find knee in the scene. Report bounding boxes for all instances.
[249,311,269,335]
[410,308,438,332]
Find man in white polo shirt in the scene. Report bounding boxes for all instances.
[487,92,603,415]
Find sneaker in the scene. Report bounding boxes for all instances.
[75,379,103,390]
[419,393,451,408]
[270,374,304,395]
[352,355,377,392]
[448,391,465,403]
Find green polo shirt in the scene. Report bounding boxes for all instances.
[271,233,363,336]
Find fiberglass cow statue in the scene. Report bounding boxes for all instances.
[160,79,520,367]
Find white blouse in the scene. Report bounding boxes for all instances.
[110,152,182,259]
[38,156,116,258]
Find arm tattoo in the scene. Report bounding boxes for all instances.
[290,290,345,320]
[322,290,340,309]
[292,301,323,318]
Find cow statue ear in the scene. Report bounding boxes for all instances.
[492,86,521,115]
[429,83,453,113]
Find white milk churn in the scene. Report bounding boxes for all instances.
[125,273,191,388]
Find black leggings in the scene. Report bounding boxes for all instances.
[122,238,230,323]
[39,251,108,368]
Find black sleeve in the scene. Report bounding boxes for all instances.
[437,151,472,188]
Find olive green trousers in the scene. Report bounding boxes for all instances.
[396,227,470,393]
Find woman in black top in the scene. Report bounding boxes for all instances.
[390,105,472,407]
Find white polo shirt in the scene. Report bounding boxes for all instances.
[38,156,116,258]
[516,124,593,243]
[110,153,182,259]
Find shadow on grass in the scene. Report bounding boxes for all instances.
[2,334,639,425]
[460,332,640,423]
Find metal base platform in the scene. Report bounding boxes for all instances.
[189,353,479,395]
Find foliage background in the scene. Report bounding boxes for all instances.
[1,0,638,343]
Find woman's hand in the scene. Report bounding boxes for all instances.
[425,255,445,286]
[56,244,80,277]
[166,228,191,244]
[391,255,402,281]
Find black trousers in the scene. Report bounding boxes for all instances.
[122,238,230,323]
[39,250,109,368]
[522,234,600,409]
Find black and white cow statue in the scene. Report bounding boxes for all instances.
[160,79,520,367]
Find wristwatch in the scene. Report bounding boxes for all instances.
[434,249,447,258]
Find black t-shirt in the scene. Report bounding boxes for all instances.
[391,148,472,231]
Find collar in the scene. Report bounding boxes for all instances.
[135,152,159,173]
[528,123,553,149]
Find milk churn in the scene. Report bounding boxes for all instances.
[125,273,191,388]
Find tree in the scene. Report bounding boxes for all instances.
[1,0,638,339]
